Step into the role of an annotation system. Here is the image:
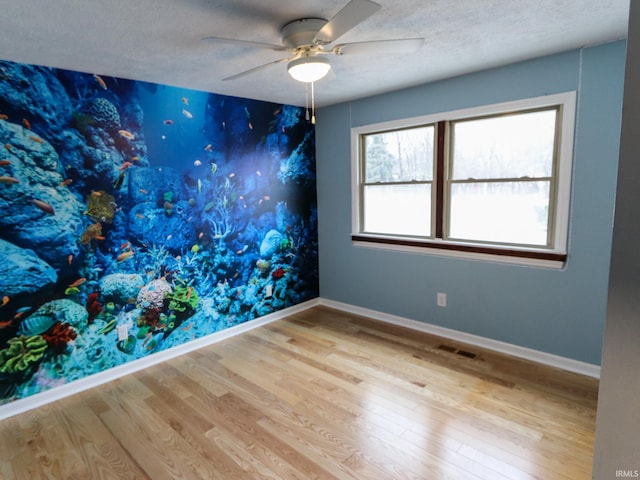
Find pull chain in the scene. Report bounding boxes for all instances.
[305,83,310,121]
[311,81,316,125]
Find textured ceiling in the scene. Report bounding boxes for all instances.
[0,0,630,107]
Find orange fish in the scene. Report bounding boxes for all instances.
[0,114,8,120]
[68,254,74,265]
[139,188,148,195]
[30,198,55,215]
[93,74,107,90]
[120,242,130,250]
[94,235,105,241]
[181,322,193,332]
[60,178,73,187]
[0,160,10,166]
[136,213,144,219]
[22,118,31,130]
[0,319,13,329]
[118,130,135,140]
[30,136,44,144]
[131,156,139,162]
[68,277,86,288]
[117,250,134,262]
[92,190,102,196]
[4,143,12,152]
[0,176,19,184]
[119,161,133,171]
[1,296,9,307]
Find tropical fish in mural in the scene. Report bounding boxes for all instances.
[182,97,188,105]
[93,74,108,90]
[204,144,212,152]
[118,129,135,140]
[29,136,44,144]
[60,178,73,187]
[0,176,19,184]
[22,118,31,129]
[163,119,173,125]
[193,159,202,166]
[1,295,9,307]
[113,172,125,190]
[68,277,86,288]
[0,319,13,329]
[182,108,193,119]
[0,160,11,166]
[117,249,135,263]
[119,161,133,171]
[30,198,55,215]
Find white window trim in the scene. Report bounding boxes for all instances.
[350,92,576,268]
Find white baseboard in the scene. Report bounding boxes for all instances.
[318,298,601,379]
[0,298,322,421]
[0,295,599,421]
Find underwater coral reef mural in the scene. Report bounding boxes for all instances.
[0,59,318,404]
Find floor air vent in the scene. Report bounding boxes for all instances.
[437,344,477,359]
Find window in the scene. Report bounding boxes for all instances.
[351,93,576,265]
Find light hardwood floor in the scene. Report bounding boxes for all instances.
[0,306,598,479]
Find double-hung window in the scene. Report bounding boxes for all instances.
[351,92,576,265]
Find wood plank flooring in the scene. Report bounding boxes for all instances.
[0,306,599,479]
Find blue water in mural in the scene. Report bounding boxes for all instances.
[0,60,318,404]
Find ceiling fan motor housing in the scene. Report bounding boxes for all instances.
[281,18,327,48]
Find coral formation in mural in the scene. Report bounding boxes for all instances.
[0,59,318,405]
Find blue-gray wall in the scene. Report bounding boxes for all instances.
[316,41,626,365]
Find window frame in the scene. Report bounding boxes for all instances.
[350,92,576,267]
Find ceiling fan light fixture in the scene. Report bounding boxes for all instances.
[287,56,331,83]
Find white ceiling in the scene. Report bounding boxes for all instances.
[0,0,630,108]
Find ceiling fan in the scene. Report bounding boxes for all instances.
[202,0,425,83]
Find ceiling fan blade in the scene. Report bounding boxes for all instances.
[202,36,287,52]
[223,57,291,81]
[314,0,381,45]
[334,37,424,56]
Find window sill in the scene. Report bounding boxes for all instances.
[351,234,567,269]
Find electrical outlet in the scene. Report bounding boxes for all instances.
[437,292,447,307]
[265,284,273,298]
[116,324,128,341]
